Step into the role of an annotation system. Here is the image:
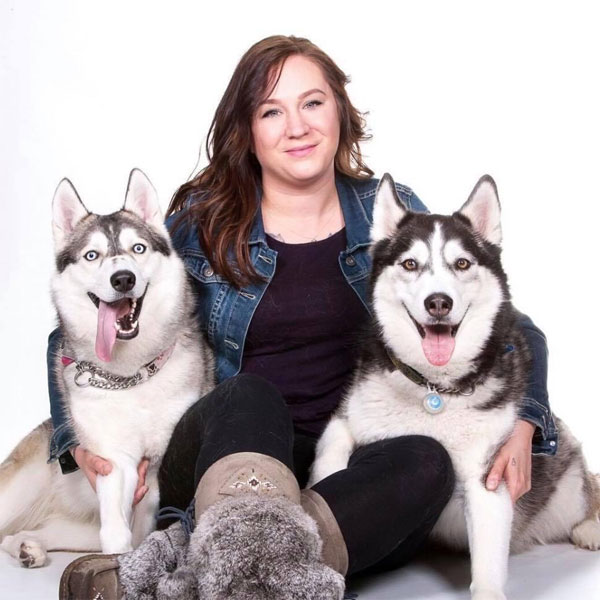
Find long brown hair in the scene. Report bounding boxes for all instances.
[167,35,373,288]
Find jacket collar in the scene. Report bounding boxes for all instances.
[248,172,373,252]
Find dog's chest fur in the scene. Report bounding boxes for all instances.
[344,369,517,481]
[62,342,207,464]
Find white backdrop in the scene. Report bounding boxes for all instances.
[1,0,599,474]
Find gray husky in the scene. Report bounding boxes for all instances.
[0,169,213,567]
[309,174,600,600]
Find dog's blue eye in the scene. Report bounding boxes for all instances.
[84,250,98,261]
[133,244,146,254]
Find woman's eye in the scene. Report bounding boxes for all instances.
[133,243,146,254]
[401,259,418,271]
[84,250,99,261]
[456,258,471,270]
[304,99,323,109]
[261,108,280,118]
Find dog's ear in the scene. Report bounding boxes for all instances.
[123,168,164,230]
[371,173,408,242]
[52,178,90,250]
[458,175,502,246]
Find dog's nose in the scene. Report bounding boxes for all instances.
[110,270,136,293]
[424,293,453,318]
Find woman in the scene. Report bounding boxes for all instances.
[53,35,556,598]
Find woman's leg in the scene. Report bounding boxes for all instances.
[157,373,296,523]
[310,435,455,576]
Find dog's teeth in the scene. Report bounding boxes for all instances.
[114,322,122,332]
[131,321,138,329]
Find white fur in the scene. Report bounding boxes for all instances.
[309,365,517,597]
[52,178,90,252]
[371,173,407,243]
[0,170,212,566]
[124,168,166,233]
[311,175,599,599]
[372,223,505,388]
[459,176,502,246]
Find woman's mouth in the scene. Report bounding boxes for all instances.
[286,144,316,157]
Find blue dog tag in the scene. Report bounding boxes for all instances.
[423,392,445,414]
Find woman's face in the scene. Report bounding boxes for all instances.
[251,55,340,188]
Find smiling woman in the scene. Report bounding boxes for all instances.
[253,56,345,243]
[252,57,341,184]
[43,34,557,600]
[167,35,373,286]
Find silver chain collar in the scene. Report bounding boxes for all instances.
[72,346,174,390]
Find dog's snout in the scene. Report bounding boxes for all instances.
[425,293,453,318]
[110,270,136,293]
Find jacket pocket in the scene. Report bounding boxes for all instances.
[182,251,227,284]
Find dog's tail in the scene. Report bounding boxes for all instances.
[593,473,600,519]
[0,420,56,536]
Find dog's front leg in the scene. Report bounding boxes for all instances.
[308,416,355,487]
[464,477,513,600]
[95,456,138,554]
[131,466,159,548]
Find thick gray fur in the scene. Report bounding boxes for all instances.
[117,496,345,600]
[190,495,344,599]
[119,521,191,599]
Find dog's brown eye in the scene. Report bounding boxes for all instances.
[456,258,471,270]
[401,259,418,271]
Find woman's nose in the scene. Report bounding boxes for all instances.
[285,110,310,138]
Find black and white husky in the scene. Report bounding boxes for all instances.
[309,174,600,600]
[0,169,213,567]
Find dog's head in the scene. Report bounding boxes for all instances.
[51,169,185,364]
[370,174,509,383]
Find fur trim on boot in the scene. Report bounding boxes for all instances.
[188,494,345,600]
[118,521,190,599]
[156,566,199,600]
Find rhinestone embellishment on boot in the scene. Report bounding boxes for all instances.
[230,468,278,493]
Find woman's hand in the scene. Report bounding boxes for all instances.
[485,420,536,503]
[71,446,150,506]
[133,458,150,505]
[71,445,112,492]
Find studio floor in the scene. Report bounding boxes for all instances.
[1,543,598,600]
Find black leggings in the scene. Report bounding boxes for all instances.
[158,373,455,576]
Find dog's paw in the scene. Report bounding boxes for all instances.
[18,540,47,568]
[571,519,600,550]
[0,534,48,568]
[100,527,133,555]
[471,589,507,600]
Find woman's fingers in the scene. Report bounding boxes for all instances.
[90,454,112,476]
[485,451,508,491]
[71,446,112,492]
[133,458,151,506]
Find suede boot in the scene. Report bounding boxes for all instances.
[59,520,188,600]
[183,451,346,599]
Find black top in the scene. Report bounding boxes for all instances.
[241,228,369,437]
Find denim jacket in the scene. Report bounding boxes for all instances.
[47,173,558,471]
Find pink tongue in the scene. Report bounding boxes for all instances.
[422,327,455,366]
[95,299,130,362]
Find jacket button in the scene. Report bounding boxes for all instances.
[204,266,214,277]
[345,256,356,266]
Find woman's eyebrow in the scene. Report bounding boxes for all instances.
[259,88,326,106]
